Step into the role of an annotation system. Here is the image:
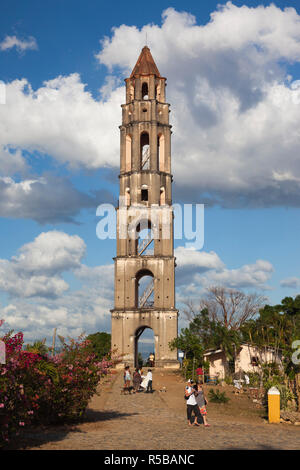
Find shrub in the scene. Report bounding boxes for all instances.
[276,384,296,410]
[208,389,230,403]
[0,324,115,447]
[246,371,261,387]
[224,375,233,385]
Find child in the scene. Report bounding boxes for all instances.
[194,383,210,427]
[124,365,131,389]
[145,369,153,393]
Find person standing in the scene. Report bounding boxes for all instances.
[149,353,155,367]
[185,379,201,427]
[194,383,210,427]
[124,365,131,389]
[145,369,153,393]
[133,368,142,392]
[196,364,204,384]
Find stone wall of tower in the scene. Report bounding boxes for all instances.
[111,47,179,369]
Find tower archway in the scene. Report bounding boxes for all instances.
[134,326,155,368]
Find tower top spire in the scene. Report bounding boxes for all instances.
[130,46,162,78]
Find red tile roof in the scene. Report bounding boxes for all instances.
[130,46,162,78]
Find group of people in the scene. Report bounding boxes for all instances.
[185,379,210,427]
[124,366,153,393]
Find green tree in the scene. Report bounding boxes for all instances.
[24,339,49,356]
[241,295,300,409]
[170,308,242,378]
[85,332,111,360]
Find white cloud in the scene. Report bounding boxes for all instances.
[0,35,38,53]
[14,231,86,274]
[0,231,86,298]
[0,74,121,171]
[0,234,274,343]
[280,277,300,289]
[0,148,27,176]
[0,174,104,223]
[2,5,300,209]
[175,246,224,270]
[95,4,300,207]
[175,246,274,294]
[0,232,114,343]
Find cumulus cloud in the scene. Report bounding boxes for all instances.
[280,277,300,289]
[175,246,274,295]
[0,148,27,176]
[0,74,120,171]
[95,4,300,208]
[0,35,38,53]
[0,231,86,298]
[0,232,274,343]
[0,231,114,343]
[0,174,108,223]
[2,5,300,210]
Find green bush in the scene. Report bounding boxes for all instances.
[245,371,260,387]
[208,388,230,403]
[0,328,114,447]
[276,384,296,410]
[224,375,233,385]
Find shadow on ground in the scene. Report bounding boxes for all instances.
[83,409,138,423]
[4,410,138,450]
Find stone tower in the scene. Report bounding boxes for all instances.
[111,46,179,368]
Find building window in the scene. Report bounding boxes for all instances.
[228,359,235,374]
[160,187,165,205]
[140,132,150,170]
[158,134,165,171]
[125,134,132,171]
[251,356,259,366]
[141,189,148,201]
[142,82,149,100]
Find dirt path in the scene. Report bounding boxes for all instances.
[13,370,300,450]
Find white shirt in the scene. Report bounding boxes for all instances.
[186,386,197,405]
[146,371,152,381]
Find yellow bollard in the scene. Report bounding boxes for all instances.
[268,386,280,423]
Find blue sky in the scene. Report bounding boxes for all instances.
[1,0,300,345]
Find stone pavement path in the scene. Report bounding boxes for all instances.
[21,371,300,450]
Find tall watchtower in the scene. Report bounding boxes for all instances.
[111,46,179,368]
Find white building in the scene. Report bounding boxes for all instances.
[203,343,282,380]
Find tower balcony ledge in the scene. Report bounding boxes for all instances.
[119,169,173,178]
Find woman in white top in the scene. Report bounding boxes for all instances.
[185,379,201,426]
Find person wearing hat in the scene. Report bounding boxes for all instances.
[185,379,201,426]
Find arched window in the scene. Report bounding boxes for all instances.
[142,82,149,100]
[125,134,132,171]
[160,187,166,205]
[136,218,154,256]
[158,134,165,171]
[155,82,161,101]
[129,84,134,101]
[140,132,150,170]
[136,269,154,308]
[125,187,130,206]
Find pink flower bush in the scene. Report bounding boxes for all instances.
[0,322,116,447]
